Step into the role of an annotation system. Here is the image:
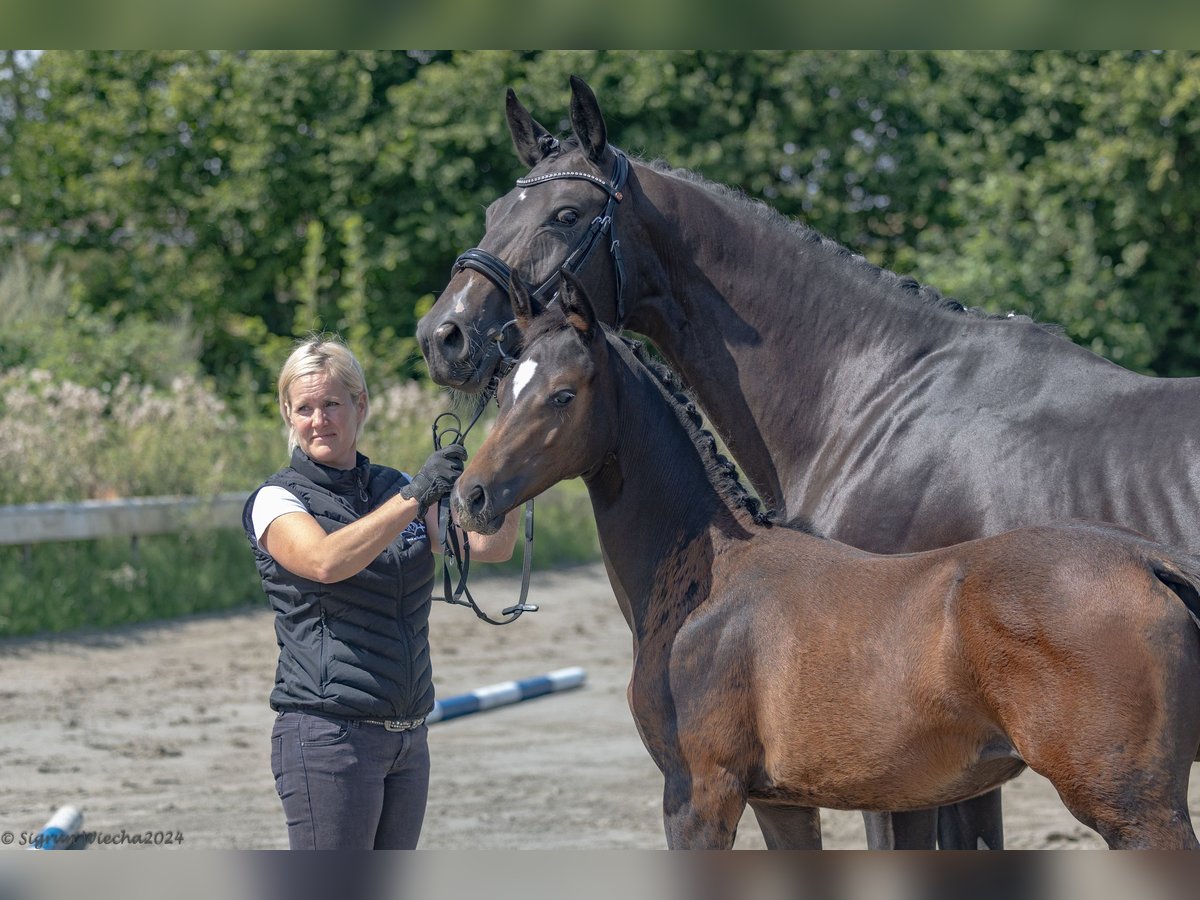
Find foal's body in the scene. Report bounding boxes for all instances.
[454,280,1200,850]
[641,526,1197,847]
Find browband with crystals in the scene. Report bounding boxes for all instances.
[516,168,623,201]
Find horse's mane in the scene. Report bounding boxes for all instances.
[641,157,1064,335]
[521,304,783,530]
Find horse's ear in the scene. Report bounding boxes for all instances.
[568,75,607,163]
[506,88,555,169]
[508,273,536,331]
[559,270,597,342]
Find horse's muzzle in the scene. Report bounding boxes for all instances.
[417,309,513,393]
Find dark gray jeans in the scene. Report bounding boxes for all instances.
[270,710,430,849]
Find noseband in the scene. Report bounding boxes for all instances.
[452,147,630,328]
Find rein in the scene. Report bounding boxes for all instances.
[452,147,630,327]
[431,352,538,627]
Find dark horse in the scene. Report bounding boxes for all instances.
[451,272,1200,850]
[417,76,1200,849]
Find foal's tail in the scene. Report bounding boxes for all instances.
[1150,556,1200,632]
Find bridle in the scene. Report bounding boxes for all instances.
[431,385,537,627]
[451,146,630,331]
[432,146,630,626]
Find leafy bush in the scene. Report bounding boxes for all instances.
[0,250,202,388]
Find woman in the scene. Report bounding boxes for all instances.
[242,334,519,849]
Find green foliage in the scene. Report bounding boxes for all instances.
[6,51,1199,381]
[0,250,201,388]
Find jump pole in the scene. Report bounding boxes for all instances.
[29,805,84,850]
[427,666,586,724]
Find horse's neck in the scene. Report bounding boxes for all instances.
[629,165,960,517]
[584,341,742,642]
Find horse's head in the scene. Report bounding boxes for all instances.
[452,270,615,534]
[417,75,629,393]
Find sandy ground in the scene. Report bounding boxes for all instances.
[0,560,1197,851]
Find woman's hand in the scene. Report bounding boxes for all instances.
[401,445,468,515]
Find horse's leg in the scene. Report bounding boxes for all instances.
[749,802,822,849]
[862,809,937,850]
[936,789,1005,849]
[661,770,746,849]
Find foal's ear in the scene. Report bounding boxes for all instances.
[506,88,556,169]
[508,273,536,330]
[568,75,607,163]
[559,270,597,342]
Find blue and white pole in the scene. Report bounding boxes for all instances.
[428,666,586,724]
[29,805,84,850]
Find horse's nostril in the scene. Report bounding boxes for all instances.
[467,483,486,514]
[435,321,466,360]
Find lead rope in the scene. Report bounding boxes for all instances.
[431,340,538,626]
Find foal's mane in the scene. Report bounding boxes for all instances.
[522,306,777,529]
[618,335,779,529]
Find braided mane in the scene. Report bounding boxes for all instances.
[521,300,788,527]
[615,335,778,528]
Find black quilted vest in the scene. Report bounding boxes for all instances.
[242,449,435,718]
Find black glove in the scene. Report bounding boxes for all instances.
[401,444,468,516]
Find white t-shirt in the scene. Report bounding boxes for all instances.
[249,485,308,544]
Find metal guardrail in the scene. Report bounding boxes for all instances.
[0,492,249,546]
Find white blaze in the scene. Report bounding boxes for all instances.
[451,275,477,314]
[512,359,538,401]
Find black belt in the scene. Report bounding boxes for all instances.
[358,716,426,732]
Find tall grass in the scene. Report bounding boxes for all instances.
[0,531,263,637]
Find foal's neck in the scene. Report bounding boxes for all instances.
[584,338,755,642]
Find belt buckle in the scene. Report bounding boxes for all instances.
[383,718,420,732]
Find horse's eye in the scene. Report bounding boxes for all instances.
[555,208,579,226]
[549,390,575,407]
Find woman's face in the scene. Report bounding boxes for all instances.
[286,371,366,469]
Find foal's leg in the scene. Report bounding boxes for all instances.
[662,771,746,849]
[749,802,823,849]
[1050,754,1198,849]
[937,789,1005,849]
[1064,794,1198,849]
[862,809,936,850]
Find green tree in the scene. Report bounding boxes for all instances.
[4,50,1200,386]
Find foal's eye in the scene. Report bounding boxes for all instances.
[555,208,579,226]
[549,390,575,407]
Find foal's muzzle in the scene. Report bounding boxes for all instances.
[452,479,504,535]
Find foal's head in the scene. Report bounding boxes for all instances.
[452,271,617,534]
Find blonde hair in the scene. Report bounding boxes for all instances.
[277,333,370,453]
